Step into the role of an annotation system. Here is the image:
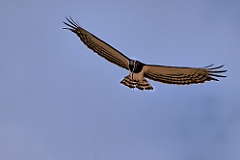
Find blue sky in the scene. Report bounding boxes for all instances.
[0,0,239,160]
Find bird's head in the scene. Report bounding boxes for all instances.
[129,60,144,73]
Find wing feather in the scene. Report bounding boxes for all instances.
[143,64,227,85]
[63,17,130,70]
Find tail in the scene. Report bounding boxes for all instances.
[120,75,153,90]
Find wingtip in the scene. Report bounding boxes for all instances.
[207,64,227,81]
[63,16,81,31]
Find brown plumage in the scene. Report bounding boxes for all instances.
[63,17,227,90]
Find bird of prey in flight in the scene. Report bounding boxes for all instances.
[63,17,227,90]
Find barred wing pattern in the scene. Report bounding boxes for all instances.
[143,64,227,85]
[63,17,130,70]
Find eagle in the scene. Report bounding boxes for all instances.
[63,17,227,90]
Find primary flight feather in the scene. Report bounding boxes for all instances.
[63,17,227,90]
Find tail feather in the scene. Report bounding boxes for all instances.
[120,75,153,90]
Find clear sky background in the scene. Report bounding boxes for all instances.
[0,0,239,160]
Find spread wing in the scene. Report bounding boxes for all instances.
[143,64,227,85]
[63,17,130,70]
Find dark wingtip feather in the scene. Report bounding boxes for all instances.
[204,63,214,68]
[211,77,219,81]
[208,64,225,70]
